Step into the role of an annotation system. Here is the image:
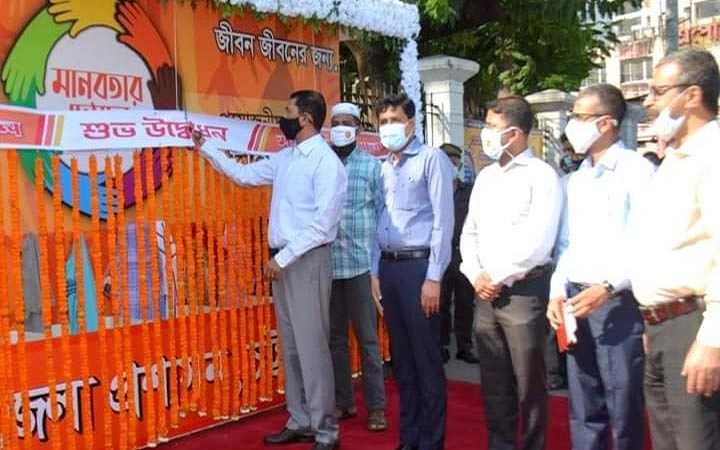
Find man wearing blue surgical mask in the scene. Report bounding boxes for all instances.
[371,93,454,450]
[460,95,561,450]
[547,84,655,450]
[327,102,387,432]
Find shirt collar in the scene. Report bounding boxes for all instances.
[666,120,719,158]
[579,141,624,172]
[295,133,324,156]
[499,148,534,171]
[389,137,422,164]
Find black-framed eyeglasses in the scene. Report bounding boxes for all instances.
[648,83,691,98]
[567,112,612,121]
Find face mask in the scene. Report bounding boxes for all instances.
[481,127,514,160]
[564,118,603,155]
[279,117,302,141]
[653,93,687,142]
[333,143,356,159]
[330,125,357,147]
[380,123,410,152]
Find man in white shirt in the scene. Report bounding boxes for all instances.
[460,96,561,450]
[632,48,720,450]
[547,84,655,450]
[194,90,347,450]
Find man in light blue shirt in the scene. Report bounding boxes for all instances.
[370,93,454,450]
[547,84,655,450]
[196,90,347,450]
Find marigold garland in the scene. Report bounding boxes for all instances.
[114,154,137,449]
[205,162,221,419]
[132,150,158,445]
[184,152,200,413]
[191,151,208,415]
[0,152,15,450]
[70,157,94,450]
[216,176,231,419]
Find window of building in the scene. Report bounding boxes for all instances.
[620,57,653,83]
[582,67,607,87]
[616,17,641,36]
[696,0,720,19]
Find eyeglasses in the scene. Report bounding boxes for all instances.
[567,112,612,121]
[648,84,691,98]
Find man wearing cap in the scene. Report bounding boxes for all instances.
[438,143,479,365]
[327,102,387,431]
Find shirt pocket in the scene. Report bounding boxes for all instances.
[394,166,427,211]
[504,183,532,225]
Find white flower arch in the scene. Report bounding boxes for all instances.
[218,0,424,139]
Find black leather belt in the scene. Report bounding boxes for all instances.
[381,248,431,261]
[524,263,552,280]
[270,243,328,258]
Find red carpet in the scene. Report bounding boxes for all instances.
[165,380,651,450]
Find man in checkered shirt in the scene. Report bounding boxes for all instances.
[327,102,387,432]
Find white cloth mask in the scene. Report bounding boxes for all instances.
[330,125,357,147]
[481,127,515,160]
[564,118,603,155]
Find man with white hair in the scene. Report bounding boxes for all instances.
[328,102,387,431]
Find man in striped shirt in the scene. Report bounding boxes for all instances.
[328,102,387,432]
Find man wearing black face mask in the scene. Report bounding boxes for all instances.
[194,90,347,450]
[327,103,387,432]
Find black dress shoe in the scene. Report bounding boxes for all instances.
[456,349,480,364]
[395,445,418,450]
[312,442,339,450]
[264,427,315,445]
[441,347,450,364]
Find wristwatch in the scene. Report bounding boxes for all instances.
[601,280,615,295]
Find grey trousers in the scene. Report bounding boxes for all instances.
[473,272,550,450]
[644,307,720,450]
[329,272,386,412]
[272,245,339,444]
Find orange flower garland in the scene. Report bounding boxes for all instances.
[261,189,273,401]
[114,154,137,449]
[204,162,221,419]
[104,157,127,450]
[143,149,168,441]
[184,152,200,413]
[0,152,15,450]
[225,205,242,418]
[216,176,231,419]
[70,158,94,450]
[34,157,60,450]
[132,150,157,445]
[191,152,208,415]
[160,148,181,428]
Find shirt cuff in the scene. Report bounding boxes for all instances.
[549,276,567,300]
[608,276,631,294]
[426,263,445,282]
[697,301,720,348]
[274,247,296,269]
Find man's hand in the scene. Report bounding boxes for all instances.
[420,280,440,318]
[263,258,282,280]
[546,297,565,330]
[473,272,501,302]
[370,276,383,317]
[569,285,611,319]
[682,341,720,396]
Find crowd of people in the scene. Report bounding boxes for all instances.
[192,47,720,450]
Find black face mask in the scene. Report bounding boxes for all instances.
[332,143,356,159]
[279,117,302,140]
[560,154,583,174]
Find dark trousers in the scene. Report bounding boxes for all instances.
[329,272,386,412]
[474,272,549,450]
[440,257,475,353]
[565,284,645,450]
[380,258,446,450]
[644,307,720,450]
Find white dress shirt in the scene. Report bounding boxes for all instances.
[201,133,348,268]
[460,148,562,287]
[631,120,720,347]
[550,142,655,299]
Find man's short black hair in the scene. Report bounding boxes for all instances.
[485,95,534,134]
[290,90,326,131]
[657,48,720,115]
[376,93,416,119]
[577,83,627,124]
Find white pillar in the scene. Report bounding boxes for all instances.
[418,56,479,148]
[525,89,575,168]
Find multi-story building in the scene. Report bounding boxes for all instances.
[583,0,720,150]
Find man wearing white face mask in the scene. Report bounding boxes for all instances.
[632,48,720,450]
[460,96,561,450]
[547,84,655,450]
[371,93,454,450]
[327,102,387,432]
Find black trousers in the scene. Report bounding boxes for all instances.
[440,257,475,353]
[380,258,446,450]
[644,307,720,450]
[474,272,550,450]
